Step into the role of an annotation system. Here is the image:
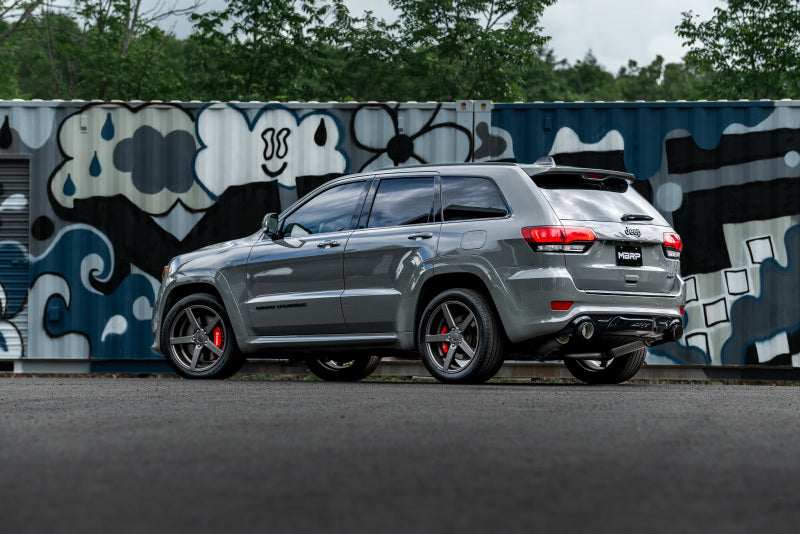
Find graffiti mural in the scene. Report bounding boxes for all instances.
[350,103,474,171]
[0,99,798,366]
[0,239,27,358]
[491,102,800,366]
[195,103,348,200]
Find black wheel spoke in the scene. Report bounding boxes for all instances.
[441,304,457,329]
[185,308,201,330]
[459,313,475,331]
[442,345,457,372]
[189,345,202,370]
[205,315,220,332]
[206,342,224,357]
[458,340,475,358]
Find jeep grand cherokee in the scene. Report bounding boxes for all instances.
[153,159,684,384]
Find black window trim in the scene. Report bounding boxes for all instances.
[277,177,372,238]
[438,173,513,224]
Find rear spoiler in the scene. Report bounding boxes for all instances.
[520,157,635,183]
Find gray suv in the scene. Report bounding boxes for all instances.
[152,159,685,384]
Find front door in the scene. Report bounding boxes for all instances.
[246,180,369,336]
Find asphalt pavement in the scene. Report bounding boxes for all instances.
[1,378,798,533]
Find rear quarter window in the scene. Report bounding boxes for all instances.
[532,173,667,224]
[441,176,508,221]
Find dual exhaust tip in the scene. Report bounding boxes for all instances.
[575,319,595,340]
[569,317,683,343]
[665,320,683,342]
[555,319,595,346]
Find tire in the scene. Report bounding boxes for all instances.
[563,347,647,384]
[305,355,382,381]
[418,288,504,384]
[160,294,245,379]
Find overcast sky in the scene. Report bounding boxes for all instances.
[165,0,724,73]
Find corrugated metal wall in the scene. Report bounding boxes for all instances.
[0,100,798,368]
[491,101,800,366]
[0,159,29,358]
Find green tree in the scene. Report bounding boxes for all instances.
[188,0,339,101]
[0,0,44,43]
[311,6,404,101]
[559,51,616,100]
[74,0,188,99]
[1,1,46,96]
[389,0,556,101]
[10,1,192,100]
[516,47,574,102]
[677,0,800,99]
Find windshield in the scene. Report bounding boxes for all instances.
[532,173,667,224]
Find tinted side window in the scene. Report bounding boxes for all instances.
[282,181,366,237]
[367,178,434,228]
[441,176,508,221]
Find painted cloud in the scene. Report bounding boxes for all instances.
[49,104,213,215]
[194,103,348,194]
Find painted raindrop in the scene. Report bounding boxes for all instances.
[63,174,76,196]
[314,118,327,146]
[0,116,12,149]
[89,151,102,177]
[101,113,115,141]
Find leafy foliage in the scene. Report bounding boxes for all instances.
[677,0,800,99]
[389,0,556,100]
[0,0,755,102]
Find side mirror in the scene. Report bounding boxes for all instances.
[262,212,279,238]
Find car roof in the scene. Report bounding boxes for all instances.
[368,159,635,182]
[324,159,635,187]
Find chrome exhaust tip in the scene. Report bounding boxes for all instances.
[576,320,595,340]
[666,320,683,342]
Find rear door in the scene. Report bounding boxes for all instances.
[533,173,680,294]
[342,174,440,333]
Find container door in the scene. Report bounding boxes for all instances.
[0,159,30,359]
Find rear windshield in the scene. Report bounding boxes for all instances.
[532,173,666,224]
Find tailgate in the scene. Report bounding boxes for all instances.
[560,220,680,294]
[530,171,681,295]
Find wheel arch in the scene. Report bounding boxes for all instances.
[414,272,510,342]
[162,282,224,319]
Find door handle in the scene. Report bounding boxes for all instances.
[408,233,434,240]
[317,240,341,248]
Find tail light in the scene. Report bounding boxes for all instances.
[663,232,682,259]
[522,226,596,253]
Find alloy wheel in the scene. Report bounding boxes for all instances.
[169,304,226,372]
[423,300,480,373]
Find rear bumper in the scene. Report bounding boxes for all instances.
[498,266,684,343]
[524,312,683,360]
[565,314,683,342]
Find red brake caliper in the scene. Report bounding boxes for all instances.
[212,327,224,349]
[440,326,449,353]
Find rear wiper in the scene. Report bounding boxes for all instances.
[621,213,653,221]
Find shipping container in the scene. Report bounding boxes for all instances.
[0,99,798,371]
